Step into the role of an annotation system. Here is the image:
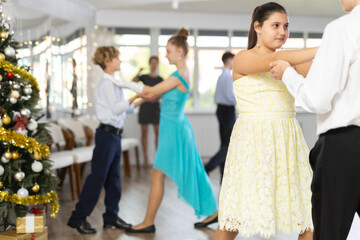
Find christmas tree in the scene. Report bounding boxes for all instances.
[0,2,59,229]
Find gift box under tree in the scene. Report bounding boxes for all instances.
[16,208,44,234]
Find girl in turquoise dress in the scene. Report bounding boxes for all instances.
[126,28,218,234]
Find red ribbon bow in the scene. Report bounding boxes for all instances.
[30,208,43,214]
[14,116,28,131]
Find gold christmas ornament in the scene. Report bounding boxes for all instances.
[32,183,40,193]
[2,114,11,125]
[34,153,41,160]
[4,151,12,159]
[0,181,3,189]
[12,151,19,160]
[0,31,8,39]
[0,53,5,60]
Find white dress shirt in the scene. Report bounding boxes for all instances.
[96,73,143,129]
[283,4,360,135]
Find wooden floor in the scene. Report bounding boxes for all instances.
[48,165,221,240]
[47,164,360,240]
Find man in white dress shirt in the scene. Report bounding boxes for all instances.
[270,1,360,239]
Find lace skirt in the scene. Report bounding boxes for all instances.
[218,113,313,239]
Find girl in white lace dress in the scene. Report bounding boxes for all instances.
[214,2,317,240]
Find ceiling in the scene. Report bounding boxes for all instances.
[3,0,345,40]
[80,0,345,17]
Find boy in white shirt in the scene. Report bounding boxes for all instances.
[270,1,360,239]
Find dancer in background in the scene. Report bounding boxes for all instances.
[214,2,317,239]
[68,46,144,234]
[270,1,360,239]
[133,56,163,167]
[204,52,236,183]
[126,28,218,234]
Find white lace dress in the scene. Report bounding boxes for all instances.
[218,73,313,239]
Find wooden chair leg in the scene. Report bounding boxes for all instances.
[68,165,76,201]
[135,146,140,173]
[57,168,66,188]
[123,150,131,177]
[74,163,82,198]
[80,162,87,179]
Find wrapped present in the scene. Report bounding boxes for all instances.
[16,211,44,234]
[0,226,47,240]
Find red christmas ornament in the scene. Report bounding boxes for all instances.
[6,72,14,79]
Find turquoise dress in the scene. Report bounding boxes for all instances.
[153,70,218,218]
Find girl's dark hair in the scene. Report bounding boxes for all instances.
[248,2,287,49]
[168,27,190,56]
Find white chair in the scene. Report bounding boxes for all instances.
[57,118,94,197]
[57,118,91,146]
[46,122,76,200]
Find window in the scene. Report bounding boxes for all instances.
[17,48,32,67]
[231,31,248,49]
[52,33,87,113]
[196,30,232,108]
[114,28,151,99]
[283,32,305,49]
[197,30,229,48]
[197,49,225,108]
[114,28,151,46]
[306,33,322,47]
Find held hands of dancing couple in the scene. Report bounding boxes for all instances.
[136,85,158,102]
[135,74,189,101]
[269,60,291,80]
[130,85,161,105]
[269,57,315,80]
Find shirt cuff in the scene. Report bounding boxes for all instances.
[282,67,298,86]
[129,102,135,110]
[127,102,135,114]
